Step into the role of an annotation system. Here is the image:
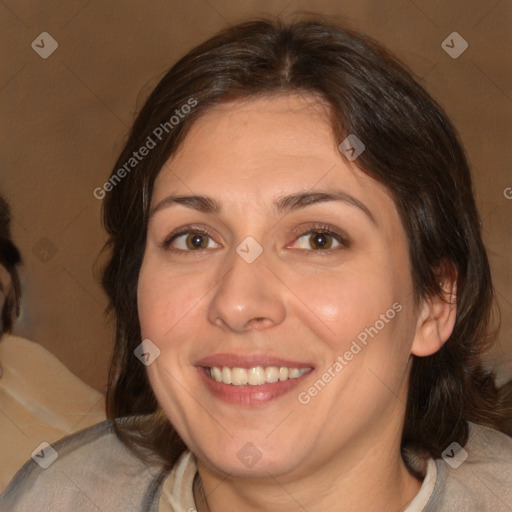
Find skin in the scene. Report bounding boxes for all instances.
[137,94,457,512]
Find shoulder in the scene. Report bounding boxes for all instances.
[0,420,168,512]
[0,333,103,405]
[426,422,512,511]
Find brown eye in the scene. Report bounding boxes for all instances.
[293,226,350,252]
[294,230,342,251]
[167,229,220,251]
[309,232,333,250]
[186,233,209,250]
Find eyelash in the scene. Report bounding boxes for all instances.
[162,223,350,254]
[162,225,216,251]
[289,224,350,252]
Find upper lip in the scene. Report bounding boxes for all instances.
[195,353,314,369]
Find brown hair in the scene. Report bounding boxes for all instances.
[0,196,21,333]
[102,16,510,467]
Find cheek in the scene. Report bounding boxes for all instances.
[137,260,202,343]
[288,258,405,354]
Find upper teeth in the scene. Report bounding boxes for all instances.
[208,366,311,386]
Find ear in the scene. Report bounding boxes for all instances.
[411,274,457,357]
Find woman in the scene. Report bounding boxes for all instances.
[1,16,511,512]
[0,196,105,492]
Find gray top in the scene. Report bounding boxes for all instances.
[1,419,511,511]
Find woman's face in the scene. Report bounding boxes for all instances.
[138,94,426,479]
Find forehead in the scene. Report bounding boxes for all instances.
[152,94,395,219]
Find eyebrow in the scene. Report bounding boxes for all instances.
[275,191,376,224]
[150,190,376,224]
[151,195,219,216]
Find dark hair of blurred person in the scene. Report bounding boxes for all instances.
[0,196,21,334]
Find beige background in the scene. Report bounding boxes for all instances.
[1,0,511,393]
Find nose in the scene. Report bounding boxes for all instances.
[207,249,286,333]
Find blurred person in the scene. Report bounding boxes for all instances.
[1,16,512,511]
[0,194,105,492]
[0,196,21,336]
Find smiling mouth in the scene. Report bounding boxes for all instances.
[205,366,312,386]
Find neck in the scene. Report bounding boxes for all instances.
[195,426,423,512]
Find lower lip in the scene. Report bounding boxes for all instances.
[197,367,313,406]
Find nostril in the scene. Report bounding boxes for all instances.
[246,317,271,329]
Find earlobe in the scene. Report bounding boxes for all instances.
[411,279,457,357]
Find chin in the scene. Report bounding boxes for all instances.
[196,440,308,479]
